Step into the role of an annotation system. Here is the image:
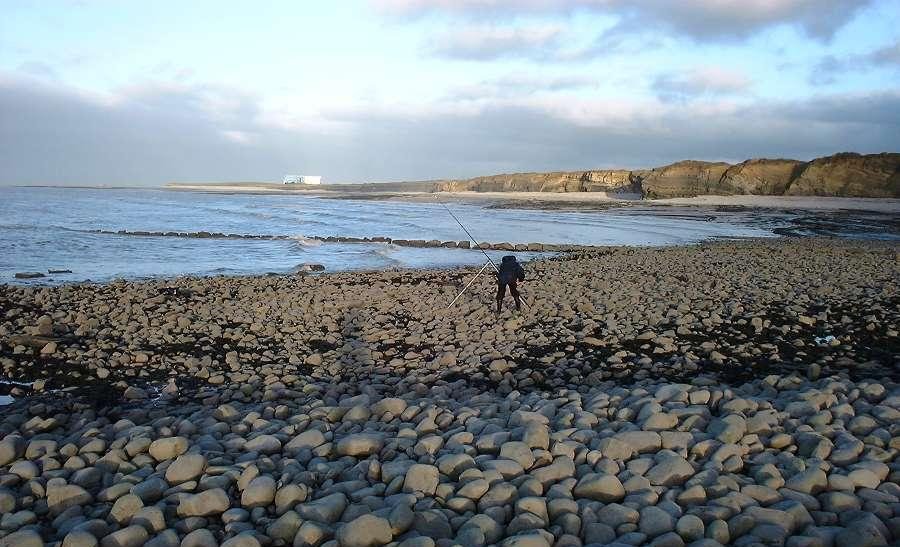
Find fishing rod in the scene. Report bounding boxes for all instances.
[436,195,530,309]
[437,198,500,273]
[446,260,491,309]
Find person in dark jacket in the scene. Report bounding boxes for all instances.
[496,255,525,313]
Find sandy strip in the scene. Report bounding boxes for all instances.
[167,183,900,212]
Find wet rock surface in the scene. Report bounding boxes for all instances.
[0,237,897,546]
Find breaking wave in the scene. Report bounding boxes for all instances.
[288,235,323,247]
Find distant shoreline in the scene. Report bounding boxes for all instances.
[165,182,900,213]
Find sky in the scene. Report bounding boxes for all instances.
[0,0,898,185]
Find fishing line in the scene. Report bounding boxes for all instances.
[437,198,500,273]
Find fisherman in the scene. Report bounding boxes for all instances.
[496,255,525,314]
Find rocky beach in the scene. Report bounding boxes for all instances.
[0,237,897,547]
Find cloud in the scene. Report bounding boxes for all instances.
[868,40,900,66]
[810,39,900,85]
[374,0,873,42]
[810,55,847,85]
[429,24,563,60]
[0,75,281,185]
[653,67,753,102]
[448,73,598,100]
[221,130,258,145]
[1,72,897,185]
[618,0,871,42]
[16,61,59,80]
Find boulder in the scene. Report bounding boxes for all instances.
[336,514,393,547]
[336,433,383,457]
[177,488,231,517]
[572,473,625,502]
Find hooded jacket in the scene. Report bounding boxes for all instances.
[497,255,525,284]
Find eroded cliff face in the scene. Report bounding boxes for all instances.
[432,153,899,199]
[720,159,806,195]
[786,153,900,198]
[639,161,731,199]
[436,170,640,193]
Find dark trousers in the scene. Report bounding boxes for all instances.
[496,281,521,312]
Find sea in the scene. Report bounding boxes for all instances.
[1,187,896,284]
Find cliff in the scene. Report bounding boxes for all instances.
[720,158,806,195]
[432,152,899,199]
[435,170,640,194]
[639,161,732,199]
[785,153,900,198]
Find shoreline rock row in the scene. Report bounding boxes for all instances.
[82,229,592,253]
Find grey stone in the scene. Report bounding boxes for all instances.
[285,429,326,452]
[164,453,206,484]
[267,511,303,543]
[596,503,640,527]
[646,454,695,486]
[48,483,94,515]
[640,506,676,538]
[403,464,439,495]
[245,434,282,454]
[148,437,189,461]
[0,530,43,547]
[785,468,827,495]
[242,476,276,508]
[572,473,625,502]
[614,431,662,454]
[0,437,25,467]
[100,525,149,547]
[177,488,231,517]
[109,494,144,526]
[296,493,348,523]
[336,514,393,547]
[676,515,705,542]
[220,534,261,547]
[336,434,383,457]
[181,529,218,547]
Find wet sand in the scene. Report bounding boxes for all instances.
[167,183,900,213]
[0,238,898,546]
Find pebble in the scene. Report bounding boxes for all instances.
[572,473,626,502]
[177,488,231,517]
[148,437,189,461]
[336,514,393,547]
[241,476,276,508]
[403,464,439,495]
[99,525,148,547]
[336,433,383,456]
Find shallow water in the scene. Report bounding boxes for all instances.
[0,187,894,284]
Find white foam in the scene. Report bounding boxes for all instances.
[289,235,322,247]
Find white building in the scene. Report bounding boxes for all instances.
[283,175,322,185]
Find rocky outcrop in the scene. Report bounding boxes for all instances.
[785,152,900,198]
[428,152,900,199]
[639,161,731,199]
[435,170,640,194]
[580,170,637,193]
[720,159,806,195]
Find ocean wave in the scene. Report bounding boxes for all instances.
[288,235,323,247]
[373,243,398,259]
[348,244,403,266]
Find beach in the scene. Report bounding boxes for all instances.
[167,183,900,213]
[6,1,898,545]
[1,237,898,547]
